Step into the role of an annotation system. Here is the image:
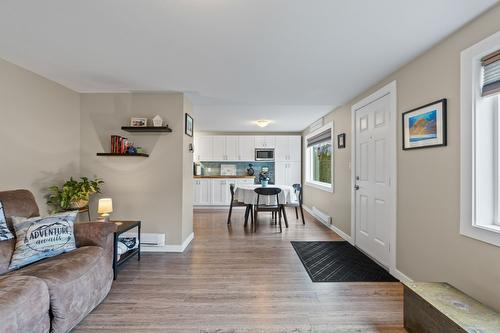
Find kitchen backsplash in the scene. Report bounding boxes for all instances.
[199,161,275,184]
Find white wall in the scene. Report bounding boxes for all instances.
[0,58,80,214]
[80,92,193,245]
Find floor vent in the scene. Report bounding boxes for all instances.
[312,206,332,225]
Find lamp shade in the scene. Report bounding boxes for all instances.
[97,198,113,214]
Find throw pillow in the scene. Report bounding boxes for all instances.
[0,201,14,241]
[9,211,78,270]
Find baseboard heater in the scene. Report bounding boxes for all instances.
[122,232,165,247]
[312,206,332,225]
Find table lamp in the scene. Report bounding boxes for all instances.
[97,198,113,222]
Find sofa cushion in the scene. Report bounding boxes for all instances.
[9,211,78,270]
[0,275,50,333]
[0,201,14,241]
[14,245,113,333]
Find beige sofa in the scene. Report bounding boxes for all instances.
[0,189,117,333]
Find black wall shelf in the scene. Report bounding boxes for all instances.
[121,126,172,133]
[96,153,149,157]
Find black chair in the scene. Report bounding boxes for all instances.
[286,184,305,224]
[227,183,253,226]
[253,187,288,232]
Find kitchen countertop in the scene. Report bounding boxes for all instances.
[193,175,255,179]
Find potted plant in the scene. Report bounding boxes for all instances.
[48,177,104,212]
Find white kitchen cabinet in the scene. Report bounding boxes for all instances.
[193,179,211,205]
[236,178,255,187]
[195,136,213,161]
[225,136,239,161]
[288,136,302,161]
[212,136,226,161]
[275,161,301,186]
[254,136,275,148]
[238,136,255,161]
[211,179,231,205]
[275,136,301,162]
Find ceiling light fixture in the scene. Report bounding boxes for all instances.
[255,119,272,128]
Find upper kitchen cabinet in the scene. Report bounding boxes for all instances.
[238,136,255,161]
[254,136,275,148]
[195,135,213,161]
[275,136,301,161]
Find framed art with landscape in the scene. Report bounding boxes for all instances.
[402,99,447,150]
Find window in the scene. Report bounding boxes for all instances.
[461,31,500,247]
[305,122,334,192]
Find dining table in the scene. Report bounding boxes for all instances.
[234,184,298,206]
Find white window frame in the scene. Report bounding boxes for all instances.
[460,30,500,247]
[305,122,334,193]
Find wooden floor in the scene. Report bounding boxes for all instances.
[74,208,405,333]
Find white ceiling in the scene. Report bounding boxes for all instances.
[0,0,497,132]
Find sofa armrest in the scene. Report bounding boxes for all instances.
[74,222,117,265]
[74,222,117,248]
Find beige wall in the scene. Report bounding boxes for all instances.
[182,96,194,241]
[80,92,193,245]
[303,5,500,310]
[0,58,80,214]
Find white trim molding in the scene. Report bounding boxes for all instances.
[460,30,500,248]
[302,205,353,244]
[350,80,398,276]
[142,232,194,253]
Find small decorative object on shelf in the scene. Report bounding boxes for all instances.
[97,198,113,222]
[130,117,148,127]
[152,115,163,127]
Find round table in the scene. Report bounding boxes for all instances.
[234,184,298,205]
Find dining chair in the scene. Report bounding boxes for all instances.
[228,183,253,226]
[253,187,288,232]
[286,184,305,225]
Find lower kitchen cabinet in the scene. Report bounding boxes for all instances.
[193,178,255,206]
[193,179,211,205]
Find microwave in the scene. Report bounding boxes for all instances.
[255,148,275,161]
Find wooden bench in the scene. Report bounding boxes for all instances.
[403,282,500,333]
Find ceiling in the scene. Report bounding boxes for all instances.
[0,0,497,131]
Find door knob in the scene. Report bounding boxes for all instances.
[354,185,360,190]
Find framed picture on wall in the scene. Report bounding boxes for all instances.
[337,133,346,149]
[402,99,447,150]
[185,113,193,137]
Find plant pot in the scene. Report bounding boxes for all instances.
[69,199,89,209]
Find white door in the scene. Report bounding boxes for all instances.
[238,136,255,161]
[225,136,238,161]
[354,94,392,267]
[193,179,211,205]
[196,136,213,161]
[275,136,289,161]
[212,136,226,161]
[288,136,302,162]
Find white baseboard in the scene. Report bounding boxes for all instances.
[302,205,354,244]
[141,232,194,253]
[392,269,413,284]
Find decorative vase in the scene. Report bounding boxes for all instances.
[261,180,268,187]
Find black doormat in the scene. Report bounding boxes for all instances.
[291,241,399,282]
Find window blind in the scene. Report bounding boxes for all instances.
[482,49,500,97]
[307,128,331,147]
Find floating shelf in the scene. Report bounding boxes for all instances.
[121,126,172,133]
[96,153,149,157]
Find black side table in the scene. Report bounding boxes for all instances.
[112,220,141,279]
